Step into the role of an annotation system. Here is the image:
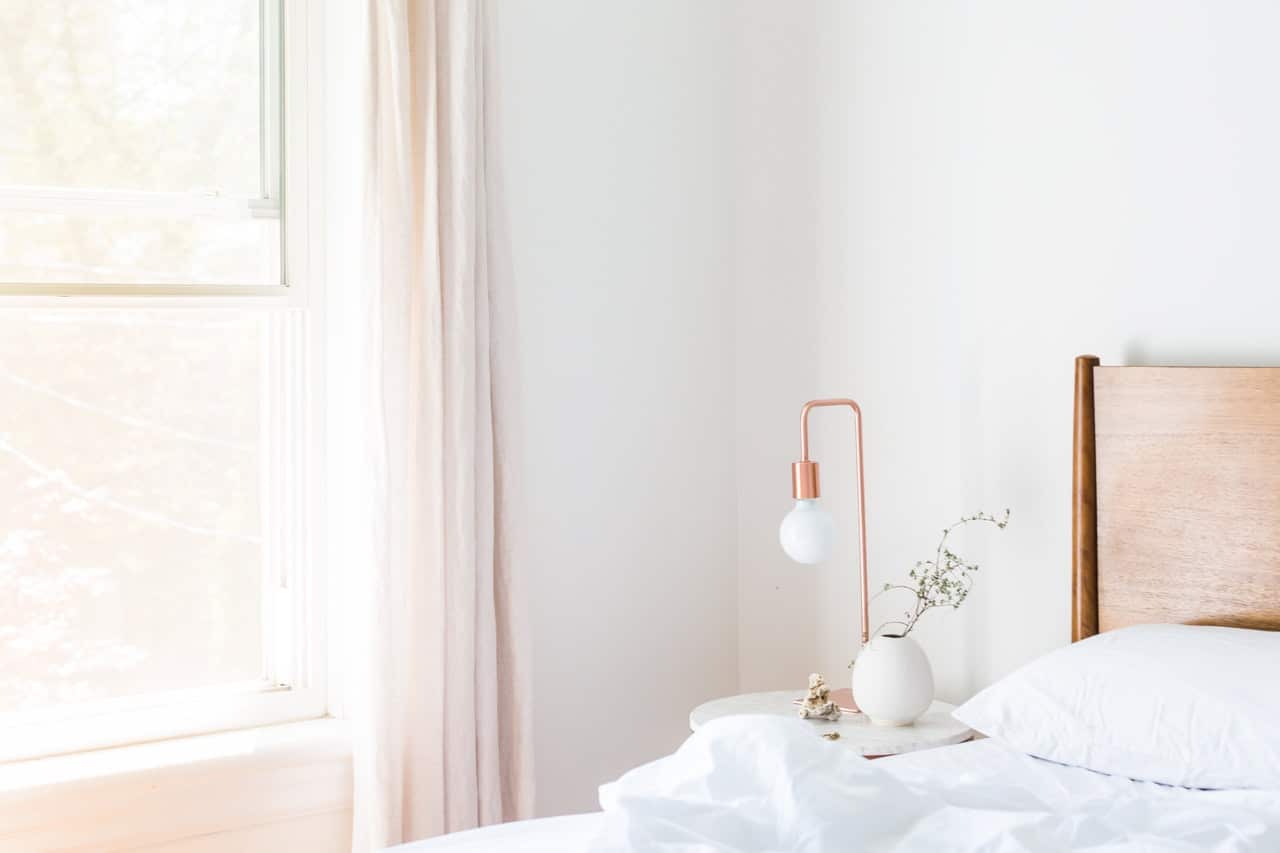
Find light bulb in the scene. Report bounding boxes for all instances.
[779,499,834,564]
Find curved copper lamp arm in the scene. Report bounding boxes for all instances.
[794,398,870,646]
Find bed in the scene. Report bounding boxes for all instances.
[405,734,1280,851]
[400,356,1280,851]
[401,738,1195,851]
[1070,354,1280,638]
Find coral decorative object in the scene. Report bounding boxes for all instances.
[797,672,841,721]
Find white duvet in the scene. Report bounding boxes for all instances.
[589,716,1280,852]
[405,714,1280,852]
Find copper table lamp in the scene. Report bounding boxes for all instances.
[778,399,870,646]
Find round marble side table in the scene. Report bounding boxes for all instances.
[689,690,973,758]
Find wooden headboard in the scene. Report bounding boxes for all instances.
[1072,354,1280,641]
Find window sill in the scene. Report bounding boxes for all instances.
[0,718,352,851]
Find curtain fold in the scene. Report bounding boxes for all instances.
[352,1,533,848]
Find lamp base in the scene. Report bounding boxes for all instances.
[790,687,860,715]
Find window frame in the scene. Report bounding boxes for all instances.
[0,0,330,763]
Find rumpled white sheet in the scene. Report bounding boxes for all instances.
[589,716,1280,852]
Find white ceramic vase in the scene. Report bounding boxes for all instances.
[851,634,934,726]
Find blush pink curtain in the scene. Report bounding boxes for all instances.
[352,1,533,848]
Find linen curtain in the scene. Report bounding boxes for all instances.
[352,1,533,848]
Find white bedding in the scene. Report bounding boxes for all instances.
[398,813,601,852]
[399,716,1280,851]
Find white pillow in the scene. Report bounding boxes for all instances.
[953,623,1280,789]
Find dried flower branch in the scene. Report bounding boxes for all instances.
[871,509,1010,639]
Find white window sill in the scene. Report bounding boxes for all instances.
[0,718,353,851]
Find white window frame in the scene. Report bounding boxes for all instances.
[0,0,330,763]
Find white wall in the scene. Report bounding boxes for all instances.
[740,0,1280,700]
[489,0,739,818]
[731,1,827,694]
[491,0,1280,820]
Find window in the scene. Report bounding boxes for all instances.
[0,1,324,762]
[0,0,283,290]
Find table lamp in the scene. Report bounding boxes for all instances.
[778,398,870,646]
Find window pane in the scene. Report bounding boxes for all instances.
[0,310,265,710]
[0,210,280,287]
[0,1,261,194]
[0,1,282,287]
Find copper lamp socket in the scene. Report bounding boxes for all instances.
[792,460,820,499]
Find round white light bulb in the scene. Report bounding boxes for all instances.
[779,499,835,564]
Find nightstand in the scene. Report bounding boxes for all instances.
[689,691,973,759]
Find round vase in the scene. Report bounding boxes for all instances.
[851,634,934,726]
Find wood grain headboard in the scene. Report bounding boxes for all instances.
[1072,354,1280,640]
